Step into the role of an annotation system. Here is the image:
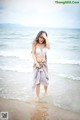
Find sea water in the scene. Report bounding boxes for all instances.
[0,24,80,112]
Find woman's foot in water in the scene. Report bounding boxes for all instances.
[35,96,41,102]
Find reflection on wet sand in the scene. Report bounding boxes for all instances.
[31,102,49,120]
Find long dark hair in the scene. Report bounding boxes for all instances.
[32,31,48,46]
[32,31,48,61]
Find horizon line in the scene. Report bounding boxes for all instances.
[0,23,80,29]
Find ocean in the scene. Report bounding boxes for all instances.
[0,24,80,112]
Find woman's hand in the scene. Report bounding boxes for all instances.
[35,62,40,68]
[42,33,50,49]
[42,33,48,41]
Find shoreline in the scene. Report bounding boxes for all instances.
[0,98,80,120]
[0,69,80,114]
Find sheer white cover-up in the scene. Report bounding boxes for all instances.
[32,62,49,90]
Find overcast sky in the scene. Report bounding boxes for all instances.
[0,0,80,28]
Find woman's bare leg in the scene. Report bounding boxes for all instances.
[44,86,48,95]
[36,83,40,98]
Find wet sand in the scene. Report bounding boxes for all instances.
[0,98,80,120]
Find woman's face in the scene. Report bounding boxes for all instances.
[38,33,46,44]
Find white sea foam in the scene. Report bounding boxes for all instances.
[56,73,80,81]
[0,65,33,73]
[0,49,33,61]
[0,50,80,65]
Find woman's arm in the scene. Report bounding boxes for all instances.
[46,39,50,49]
[32,43,40,68]
[42,33,50,49]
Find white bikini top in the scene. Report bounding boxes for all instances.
[36,47,47,56]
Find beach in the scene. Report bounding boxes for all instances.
[0,26,80,120]
[0,70,80,120]
[0,98,80,120]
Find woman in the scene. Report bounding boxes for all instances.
[32,31,50,101]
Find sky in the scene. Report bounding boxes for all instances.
[0,0,80,28]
